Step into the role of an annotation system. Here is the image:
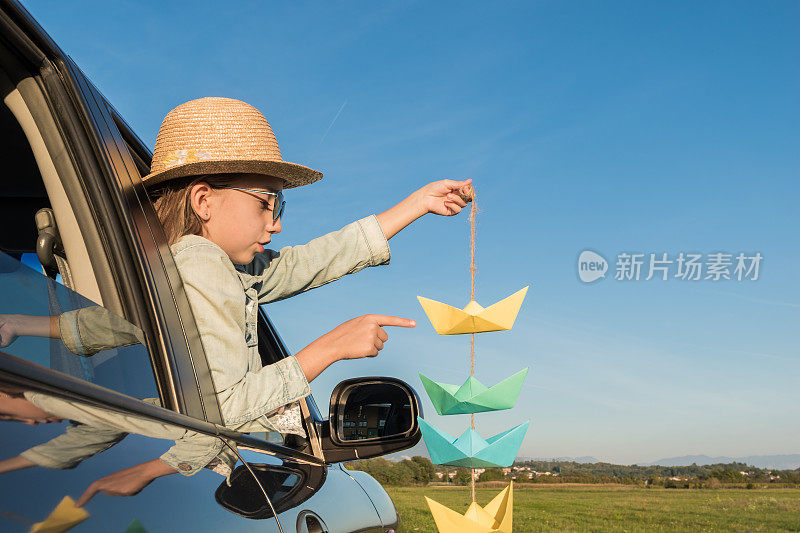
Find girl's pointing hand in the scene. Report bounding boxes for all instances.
[326,314,417,360]
[294,315,416,382]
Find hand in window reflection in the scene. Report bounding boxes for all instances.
[0,308,143,355]
[76,459,177,507]
[0,314,56,348]
[0,389,64,425]
[0,455,36,474]
[0,314,17,347]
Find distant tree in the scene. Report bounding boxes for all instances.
[478,469,506,482]
[455,468,472,484]
[390,461,416,485]
[711,468,744,483]
[646,474,662,487]
[346,458,395,484]
[411,456,437,483]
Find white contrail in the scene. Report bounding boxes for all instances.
[320,100,348,144]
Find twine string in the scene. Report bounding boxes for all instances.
[469,189,477,381]
[469,189,477,504]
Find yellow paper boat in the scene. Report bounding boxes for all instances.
[30,495,89,533]
[417,286,528,335]
[425,482,513,532]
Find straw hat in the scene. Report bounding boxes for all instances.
[143,97,322,188]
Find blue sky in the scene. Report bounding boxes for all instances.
[21,0,799,464]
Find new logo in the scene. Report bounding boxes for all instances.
[578,250,608,283]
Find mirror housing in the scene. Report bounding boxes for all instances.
[320,377,422,463]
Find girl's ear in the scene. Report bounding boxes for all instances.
[189,181,214,221]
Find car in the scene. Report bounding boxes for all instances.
[0,1,421,531]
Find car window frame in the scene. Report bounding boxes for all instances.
[0,21,181,409]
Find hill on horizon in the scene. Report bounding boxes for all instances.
[518,456,599,464]
[645,454,800,470]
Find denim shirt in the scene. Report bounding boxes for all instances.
[53,214,391,476]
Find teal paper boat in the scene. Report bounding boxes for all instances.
[418,417,530,468]
[420,368,529,415]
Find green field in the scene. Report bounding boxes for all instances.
[387,484,800,532]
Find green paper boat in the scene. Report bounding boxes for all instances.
[420,368,529,415]
[126,519,147,533]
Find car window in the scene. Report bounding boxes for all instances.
[0,72,158,401]
[0,249,158,400]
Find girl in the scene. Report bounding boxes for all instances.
[0,96,473,501]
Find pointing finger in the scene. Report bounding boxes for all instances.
[368,315,417,328]
[76,483,100,507]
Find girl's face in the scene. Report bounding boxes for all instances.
[191,174,285,264]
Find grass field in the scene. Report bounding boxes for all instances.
[387,484,800,532]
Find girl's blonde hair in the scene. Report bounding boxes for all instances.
[149,174,241,245]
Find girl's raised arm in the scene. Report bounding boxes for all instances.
[376,178,473,239]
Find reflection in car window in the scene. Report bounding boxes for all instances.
[0,250,157,400]
[0,378,249,530]
[0,384,233,477]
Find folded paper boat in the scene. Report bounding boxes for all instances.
[420,368,529,415]
[426,482,514,533]
[417,286,528,335]
[31,495,89,533]
[418,418,529,468]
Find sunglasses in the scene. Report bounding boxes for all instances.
[215,186,286,221]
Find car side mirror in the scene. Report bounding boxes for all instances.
[320,377,422,463]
